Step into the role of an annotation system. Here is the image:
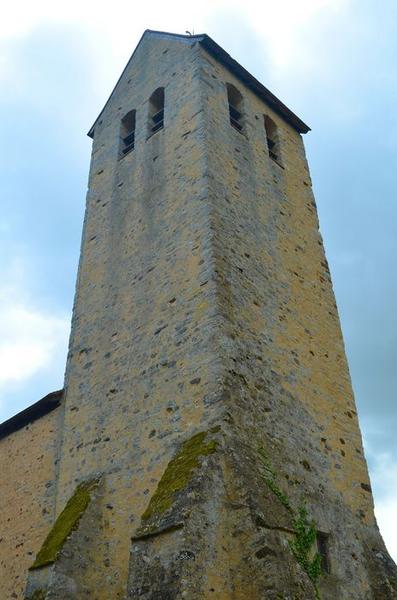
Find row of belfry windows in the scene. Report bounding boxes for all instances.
[119,83,281,164]
[226,83,281,164]
[119,88,164,157]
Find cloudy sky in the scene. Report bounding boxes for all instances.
[1,0,396,561]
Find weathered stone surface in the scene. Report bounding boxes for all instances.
[26,478,104,599]
[0,30,396,599]
[0,403,61,599]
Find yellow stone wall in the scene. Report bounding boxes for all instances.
[52,35,221,598]
[0,406,61,599]
[201,45,374,522]
[194,46,383,598]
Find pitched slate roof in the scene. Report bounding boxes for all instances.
[87,30,310,138]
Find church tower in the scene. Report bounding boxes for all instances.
[24,30,396,599]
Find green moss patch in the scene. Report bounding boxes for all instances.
[31,479,98,570]
[140,430,217,524]
[27,591,47,600]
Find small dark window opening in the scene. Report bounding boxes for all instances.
[148,87,165,136]
[264,115,281,163]
[120,110,136,157]
[227,83,244,132]
[316,532,331,574]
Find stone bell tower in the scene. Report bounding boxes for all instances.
[25,30,397,599]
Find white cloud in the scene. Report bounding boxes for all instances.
[227,0,347,69]
[0,306,68,386]
[1,0,349,70]
[376,495,397,563]
[0,256,69,408]
[365,436,397,562]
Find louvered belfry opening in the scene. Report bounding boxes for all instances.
[227,83,244,132]
[264,114,280,163]
[119,109,136,157]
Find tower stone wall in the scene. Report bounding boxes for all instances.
[47,34,220,598]
[0,30,396,600]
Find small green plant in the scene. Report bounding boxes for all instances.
[258,447,292,512]
[290,505,322,589]
[257,448,323,599]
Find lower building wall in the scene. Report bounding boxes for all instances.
[0,406,61,599]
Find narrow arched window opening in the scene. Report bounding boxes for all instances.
[227,83,244,132]
[148,87,165,136]
[264,115,281,164]
[119,109,136,157]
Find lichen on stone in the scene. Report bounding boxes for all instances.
[140,430,218,524]
[31,478,98,570]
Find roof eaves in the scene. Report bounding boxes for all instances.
[0,389,63,441]
[199,35,310,134]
